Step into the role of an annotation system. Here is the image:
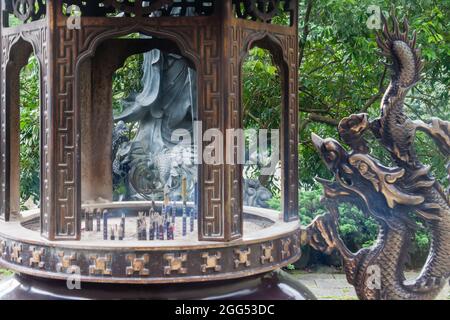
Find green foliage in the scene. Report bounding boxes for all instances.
[299,0,450,186]
[286,264,296,271]
[242,47,282,130]
[295,185,430,268]
[0,268,13,277]
[242,47,283,196]
[111,52,144,199]
[297,186,379,251]
[267,194,282,211]
[292,0,448,269]
[112,53,144,115]
[19,56,40,207]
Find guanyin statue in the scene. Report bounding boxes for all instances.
[112,49,198,201]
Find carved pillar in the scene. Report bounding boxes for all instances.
[44,2,80,239]
[284,0,299,222]
[0,0,3,221]
[222,0,244,240]
[196,1,243,241]
[39,24,50,235]
[197,20,227,241]
[284,28,299,222]
[6,56,21,220]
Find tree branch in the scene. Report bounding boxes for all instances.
[360,66,387,112]
[308,113,339,127]
[298,0,314,69]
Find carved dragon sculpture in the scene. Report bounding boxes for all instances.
[305,12,450,300]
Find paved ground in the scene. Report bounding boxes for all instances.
[292,271,450,300]
[1,268,449,300]
[292,272,358,300]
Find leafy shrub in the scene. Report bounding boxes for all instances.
[271,186,431,270]
[112,53,143,115]
[19,56,40,207]
[269,186,430,268]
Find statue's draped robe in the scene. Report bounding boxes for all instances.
[115,50,197,155]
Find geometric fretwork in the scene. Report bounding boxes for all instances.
[2,0,46,27]
[233,0,294,24]
[62,0,216,17]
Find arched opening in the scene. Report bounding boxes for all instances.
[19,55,41,211]
[4,39,42,220]
[240,41,287,220]
[78,34,199,241]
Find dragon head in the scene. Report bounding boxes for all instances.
[311,133,426,223]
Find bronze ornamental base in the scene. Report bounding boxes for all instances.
[0,206,312,299]
[0,270,316,300]
[0,206,301,285]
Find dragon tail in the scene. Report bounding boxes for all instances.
[373,12,425,167]
[376,14,424,91]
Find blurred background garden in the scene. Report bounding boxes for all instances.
[9,0,449,278]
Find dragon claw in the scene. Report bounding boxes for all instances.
[409,276,446,293]
[338,113,370,153]
[308,213,339,255]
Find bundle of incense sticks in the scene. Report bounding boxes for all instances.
[96,209,101,232]
[149,202,155,240]
[161,193,168,240]
[137,212,147,240]
[190,206,195,233]
[189,184,195,233]
[120,213,125,240]
[103,210,108,240]
[159,216,164,240]
[194,182,199,220]
[171,201,176,224]
[142,212,148,240]
[118,226,124,240]
[182,177,187,237]
[110,225,116,240]
[85,209,93,231]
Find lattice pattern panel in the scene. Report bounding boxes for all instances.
[227,25,244,238]
[233,0,294,25]
[51,27,79,239]
[2,0,46,27]
[62,0,215,17]
[0,26,48,223]
[197,24,225,239]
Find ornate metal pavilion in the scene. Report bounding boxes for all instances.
[0,0,300,294]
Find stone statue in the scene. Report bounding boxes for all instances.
[243,179,273,208]
[113,49,197,201]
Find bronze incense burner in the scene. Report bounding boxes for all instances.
[0,1,306,300]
